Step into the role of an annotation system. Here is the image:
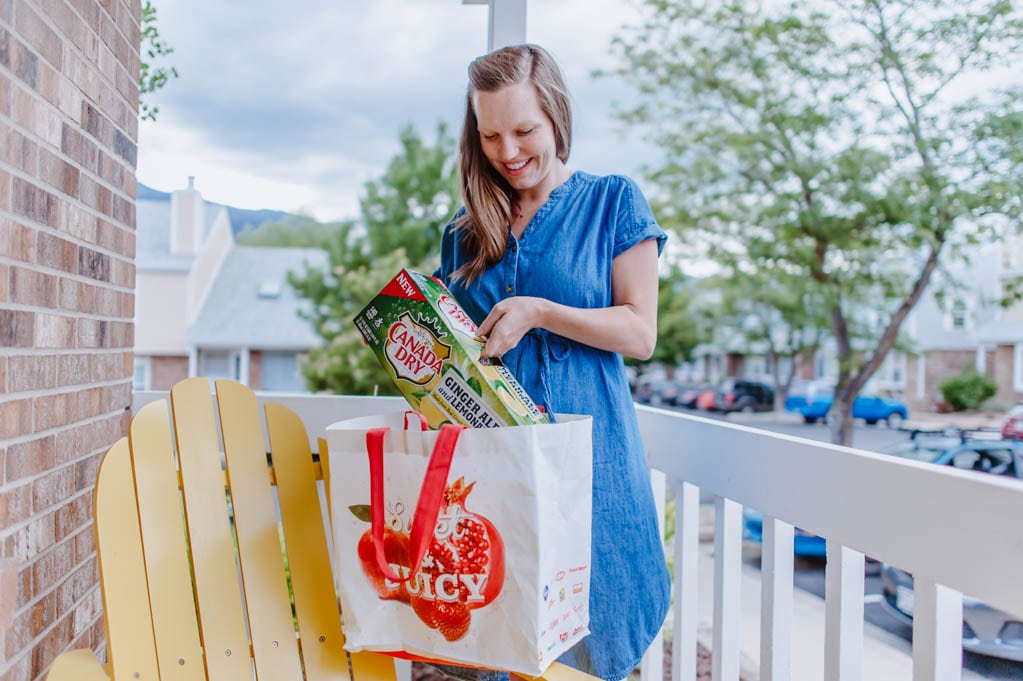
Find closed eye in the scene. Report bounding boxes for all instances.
[518,128,534,136]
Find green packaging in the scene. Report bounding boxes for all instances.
[354,269,549,429]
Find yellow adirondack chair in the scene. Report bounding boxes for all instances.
[46,378,593,681]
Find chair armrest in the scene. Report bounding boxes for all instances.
[46,649,111,681]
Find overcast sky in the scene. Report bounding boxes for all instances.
[137,0,659,221]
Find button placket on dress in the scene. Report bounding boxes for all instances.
[504,233,520,297]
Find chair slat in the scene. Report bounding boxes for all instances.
[266,402,347,681]
[94,438,160,681]
[170,378,253,680]
[215,380,304,680]
[129,402,206,681]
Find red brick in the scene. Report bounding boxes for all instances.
[73,452,101,492]
[57,353,91,387]
[0,310,34,347]
[11,176,60,228]
[34,392,70,430]
[36,232,78,273]
[0,356,6,394]
[30,612,72,678]
[55,557,93,614]
[14,2,63,70]
[0,484,32,526]
[1,653,31,681]
[0,398,32,438]
[0,71,11,118]
[0,171,10,213]
[5,127,38,175]
[53,493,91,542]
[73,530,95,565]
[32,465,76,511]
[5,436,55,481]
[59,277,97,314]
[7,355,55,392]
[32,538,75,596]
[34,312,76,348]
[0,262,7,302]
[0,558,18,635]
[53,422,90,464]
[0,218,37,262]
[9,265,57,306]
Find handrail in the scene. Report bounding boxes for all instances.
[131,391,1023,681]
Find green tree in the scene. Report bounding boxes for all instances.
[607,0,1023,444]
[648,265,705,371]
[236,215,352,249]
[289,123,459,394]
[139,0,178,122]
[710,270,830,411]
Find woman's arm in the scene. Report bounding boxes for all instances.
[476,239,660,360]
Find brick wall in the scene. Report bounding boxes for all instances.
[0,0,140,679]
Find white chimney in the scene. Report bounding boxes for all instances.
[170,176,205,256]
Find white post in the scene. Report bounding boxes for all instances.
[462,0,527,51]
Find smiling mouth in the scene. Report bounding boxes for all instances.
[505,159,529,172]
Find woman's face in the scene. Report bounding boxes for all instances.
[472,81,565,199]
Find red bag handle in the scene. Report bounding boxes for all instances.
[365,422,466,583]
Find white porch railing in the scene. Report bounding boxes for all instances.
[132,391,1023,681]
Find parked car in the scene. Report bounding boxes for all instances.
[1002,404,1023,440]
[677,383,714,409]
[799,392,909,427]
[634,376,683,406]
[879,429,1023,662]
[713,378,775,413]
[880,565,1023,662]
[742,508,827,558]
[784,378,835,412]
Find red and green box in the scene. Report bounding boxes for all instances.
[354,269,549,429]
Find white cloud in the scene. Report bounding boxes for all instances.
[138,0,659,221]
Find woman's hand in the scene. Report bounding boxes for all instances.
[477,296,549,359]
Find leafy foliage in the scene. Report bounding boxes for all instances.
[648,265,706,368]
[139,1,179,122]
[236,215,352,249]
[289,123,459,394]
[939,369,997,412]
[607,0,1023,443]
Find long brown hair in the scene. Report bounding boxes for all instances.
[452,44,572,283]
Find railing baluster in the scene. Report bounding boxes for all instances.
[713,497,742,681]
[674,481,701,681]
[641,470,668,681]
[761,515,794,681]
[912,578,963,681]
[824,544,864,681]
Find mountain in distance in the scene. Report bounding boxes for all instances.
[137,181,299,236]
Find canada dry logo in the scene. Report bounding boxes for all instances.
[438,294,480,338]
[384,312,451,385]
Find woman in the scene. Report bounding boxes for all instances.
[434,44,671,681]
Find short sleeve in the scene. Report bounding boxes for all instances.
[612,176,668,259]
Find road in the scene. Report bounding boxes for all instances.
[689,409,1022,680]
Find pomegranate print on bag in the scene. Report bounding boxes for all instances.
[351,477,505,641]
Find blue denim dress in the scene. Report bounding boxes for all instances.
[434,171,672,681]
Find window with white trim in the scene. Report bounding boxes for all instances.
[133,356,151,391]
[944,298,970,331]
[199,350,240,381]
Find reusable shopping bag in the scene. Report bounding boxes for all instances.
[326,411,593,676]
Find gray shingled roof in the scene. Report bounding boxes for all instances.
[187,247,328,350]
